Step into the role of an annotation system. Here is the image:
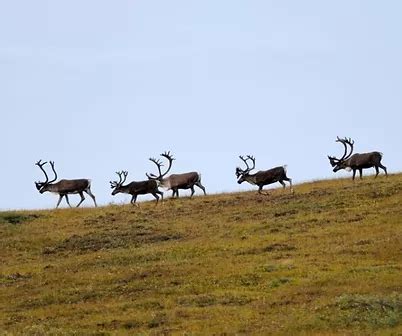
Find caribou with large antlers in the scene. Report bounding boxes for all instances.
[110,171,163,206]
[35,160,97,208]
[328,137,387,180]
[147,151,206,198]
[235,155,293,194]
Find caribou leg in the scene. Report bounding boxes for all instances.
[131,194,139,207]
[156,190,164,204]
[190,186,195,198]
[258,186,269,196]
[379,163,388,176]
[56,194,64,208]
[85,188,97,207]
[374,166,379,177]
[278,180,286,189]
[359,169,363,179]
[172,189,179,198]
[195,182,206,195]
[152,193,160,205]
[287,178,293,192]
[282,177,293,193]
[64,194,72,208]
[352,169,356,180]
[76,192,85,207]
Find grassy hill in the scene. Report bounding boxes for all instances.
[1,175,401,335]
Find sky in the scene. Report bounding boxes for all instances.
[1,1,401,210]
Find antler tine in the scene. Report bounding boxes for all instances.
[35,159,48,167]
[161,151,175,161]
[345,137,354,145]
[149,157,163,166]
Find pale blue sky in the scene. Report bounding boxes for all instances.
[1,1,401,209]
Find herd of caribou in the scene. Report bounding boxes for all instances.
[35,137,388,208]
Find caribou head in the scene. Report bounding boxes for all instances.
[327,137,354,172]
[236,155,256,184]
[110,171,128,195]
[35,160,58,193]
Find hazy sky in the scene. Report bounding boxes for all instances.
[1,1,401,210]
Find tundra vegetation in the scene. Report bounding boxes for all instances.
[1,174,401,335]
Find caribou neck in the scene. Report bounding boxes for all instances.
[116,184,132,194]
[158,177,171,189]
[41,183,56,193]
[243,173,258,185]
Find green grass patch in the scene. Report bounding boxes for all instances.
[1,174,401,335]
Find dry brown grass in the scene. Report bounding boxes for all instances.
[1,175,401,335]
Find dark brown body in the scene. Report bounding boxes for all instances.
[41,179,91,194]
[328,137,388,180]
[111,178,163,206]
[332,151,387,179]
[237,166,293,194]
[35,160,97,208]
[38,179,97,208]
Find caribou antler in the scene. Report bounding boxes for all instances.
[48,161,58,183]
[341,137,354,160]
[159,151,175,178]
[335,136,355,161]
[110,171,121,189]
[110,171,128,189]
[121,171,128,185]
[246,155,256,171]
[35,160,49,184]
[147,157,163,179]
[238,155,256,174]
[147,151,175,179]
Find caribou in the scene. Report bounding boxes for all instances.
[147,151,206,198]
[328,137,387,180]
[110,171,163,206]
[235,155,293,195]
[35,160,97,208]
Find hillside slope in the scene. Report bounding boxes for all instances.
[1,175,401,335]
